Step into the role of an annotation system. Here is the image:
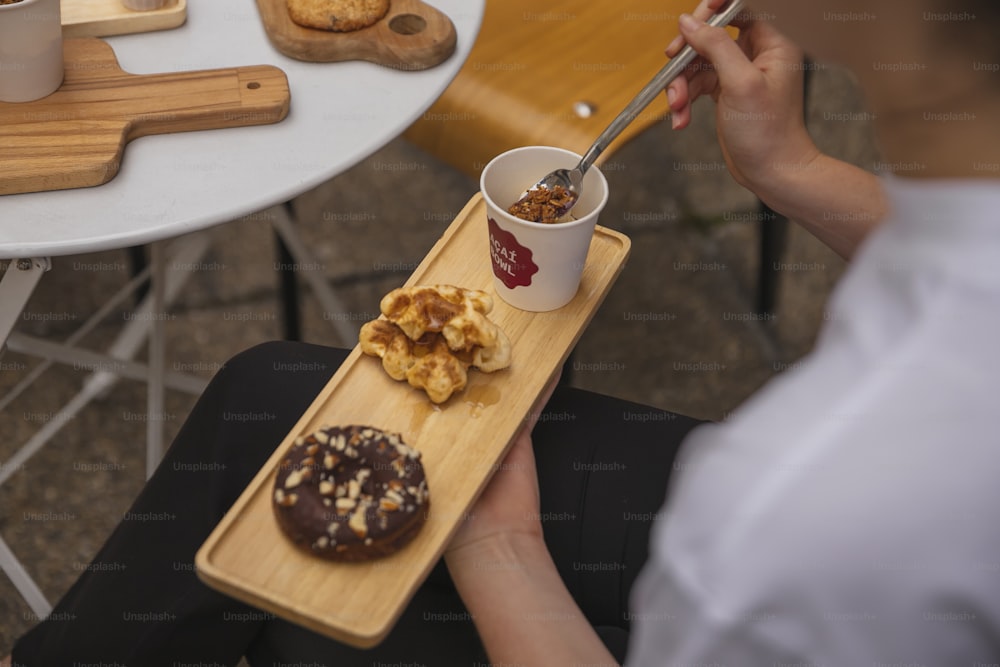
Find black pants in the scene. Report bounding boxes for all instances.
[12,342,704,666]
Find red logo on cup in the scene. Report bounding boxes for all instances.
[488,218,538,289]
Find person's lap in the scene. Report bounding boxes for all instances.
[12,341,703,666]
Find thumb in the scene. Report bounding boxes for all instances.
[677,13,756,90]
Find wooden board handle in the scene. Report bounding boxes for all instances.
[53,39,291,139]
[361,0,457,69]
[125,65,290,139]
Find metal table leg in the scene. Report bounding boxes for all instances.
[0,258,50,349]
[0,234,211,616]
[0,257,54,614]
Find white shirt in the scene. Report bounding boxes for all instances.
[627,177,1000,666]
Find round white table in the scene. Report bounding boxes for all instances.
[0,0,484,619]
[0,0,484,258]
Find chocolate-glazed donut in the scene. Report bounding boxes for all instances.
[272,425,430,562]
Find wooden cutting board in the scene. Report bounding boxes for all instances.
[196,193,631,647]
[256,0,456,69]
[62,0,187,38]
[0,38,290,197]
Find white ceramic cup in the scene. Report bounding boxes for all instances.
[480,146,609,312]
[0,0,64,103]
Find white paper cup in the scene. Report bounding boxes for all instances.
[0,0,63,103]
[480,146,609,312]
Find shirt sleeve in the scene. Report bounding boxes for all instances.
[625,550,804,667]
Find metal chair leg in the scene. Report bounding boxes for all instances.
[753,56,812,316]
[756,206,789,315]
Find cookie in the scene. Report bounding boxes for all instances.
[286,0,390,32]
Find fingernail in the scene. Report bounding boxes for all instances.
[666,87,677,106]
[671,114,681,130]
[679,13,700,31]
[666,35,682,53]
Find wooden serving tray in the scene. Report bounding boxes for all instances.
[196,193,631,647]
[0,39,289,196]
[62,0,187,38]
[255,0,456,69]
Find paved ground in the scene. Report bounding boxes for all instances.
[0,60,879,656]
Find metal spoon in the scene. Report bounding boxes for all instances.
[512,0,746,222]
